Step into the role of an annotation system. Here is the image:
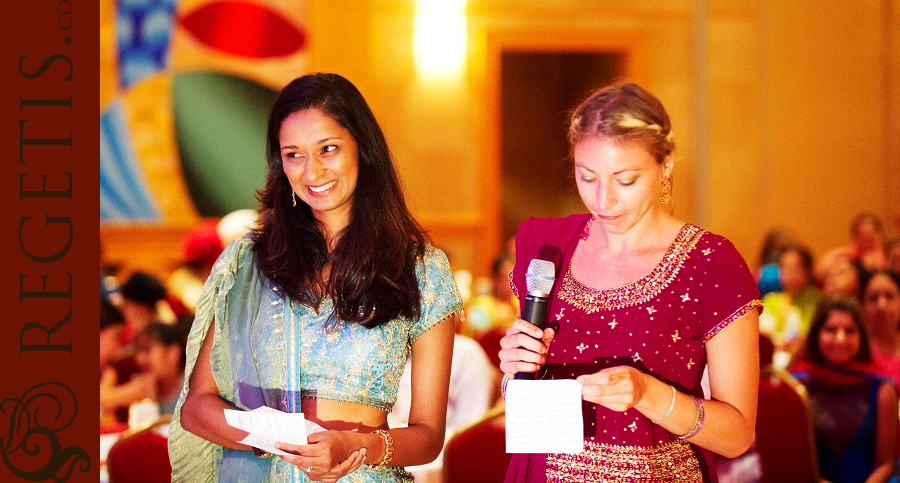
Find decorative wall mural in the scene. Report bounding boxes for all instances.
[100,0,308,224]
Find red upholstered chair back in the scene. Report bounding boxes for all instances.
[444,407,510,483]
[106,425,172,483]
[755,367,820,483]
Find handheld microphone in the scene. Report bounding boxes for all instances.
[515,258,556,380]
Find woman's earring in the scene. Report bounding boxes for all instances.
[292,190,297,207]
[659,177,672,204]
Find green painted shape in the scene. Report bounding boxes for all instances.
[173,71,276,217]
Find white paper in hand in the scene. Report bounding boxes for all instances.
[505,379,583,454]
[224,407,327,456]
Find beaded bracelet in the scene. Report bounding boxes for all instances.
[372,429,394,468]
[677,395,705,439]
[651,385,677,424]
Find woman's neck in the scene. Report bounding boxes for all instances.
[587,211,682,258]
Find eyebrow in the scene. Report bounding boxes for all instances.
[280,137,342,150]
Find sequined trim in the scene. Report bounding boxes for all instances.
[546,439,703,483]
[508,267,518,300]
[558,225,706,313]
[702,299,763,343]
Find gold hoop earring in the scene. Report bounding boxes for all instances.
[292,190,297,207]
[659,178,672,204]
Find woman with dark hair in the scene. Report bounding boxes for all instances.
[134,322,189,416]
[759,243,822,356]
[862,270,900,385]
[791,296,899,483]
[170,73,462,483]
[498,82,761,481]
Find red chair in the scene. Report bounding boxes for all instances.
[443,404,510,483]
[106,417,172,483]
[755,367,820,483]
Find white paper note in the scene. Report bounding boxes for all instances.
[505,379,583,454]
[224,406,327,456]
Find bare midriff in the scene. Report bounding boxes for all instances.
[301,398,389,432]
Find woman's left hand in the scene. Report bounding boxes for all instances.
[275,430,366,482]
[577,366,651,412]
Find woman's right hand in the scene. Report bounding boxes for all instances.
[498,318,555,376]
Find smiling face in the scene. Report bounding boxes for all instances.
[818,309,862,366]
[280,108,359,235]
[573,138,672,236]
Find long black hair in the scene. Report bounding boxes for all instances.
[253,73,427,328]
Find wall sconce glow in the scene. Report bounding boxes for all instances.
[414,0,467,80]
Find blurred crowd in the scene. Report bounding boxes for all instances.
[101,208,900,482]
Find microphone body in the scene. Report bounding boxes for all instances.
[515,258,556,380]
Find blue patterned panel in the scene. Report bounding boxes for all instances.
[100,99,161,221]
[116,0,177,88]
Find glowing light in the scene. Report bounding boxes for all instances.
[414,0,467,80]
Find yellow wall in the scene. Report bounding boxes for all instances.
[306,0,900,275]
[103,0,900,281]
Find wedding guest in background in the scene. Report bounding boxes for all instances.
[885,237,900,275]
[755,226,798,298]
[862,270,900,385]
[134,322,190,416]
[791,296,899,483]
[100,295,141,426]
[116,271,176,346]
[818,212,888,282]
[760,244,822,355]
[822,256,865,301]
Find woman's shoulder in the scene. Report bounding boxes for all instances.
[518,213,591,235]
[688,225,749,263]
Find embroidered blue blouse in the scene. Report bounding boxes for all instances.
[168,235,463,482]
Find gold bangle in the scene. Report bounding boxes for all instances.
[373,429,393,468]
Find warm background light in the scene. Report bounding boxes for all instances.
[414,0,467,80]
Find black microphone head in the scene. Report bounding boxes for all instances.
[526,259,556,296]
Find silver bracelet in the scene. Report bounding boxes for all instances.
[677,395,705,439]
[501,374,510,399]
[651,385,677,424]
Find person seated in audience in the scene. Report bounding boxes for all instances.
[885,237,900,275]
[822,256,865,301]
[101,297,154,424]
[817,212,888,283]
[462,252,518,367]
[115,271,175,346]
[862,270,900,386]
[134,322,189,416]
[791,296,899,483]
[760,243,822,355]
[755,226,799,298]
[167,219,223,314]
[101,296,140,426]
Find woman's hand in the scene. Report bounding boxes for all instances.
[498,319,555,376]
[275,430,366,482]
[577,366,650,412]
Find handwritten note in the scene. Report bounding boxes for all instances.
[505,379,583,454]
[224,406,327,456]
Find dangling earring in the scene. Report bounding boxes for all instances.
[581,215,595,241]
[659,177,672,204]
[291,190,297,207]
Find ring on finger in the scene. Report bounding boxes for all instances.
[306,466,312,472]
